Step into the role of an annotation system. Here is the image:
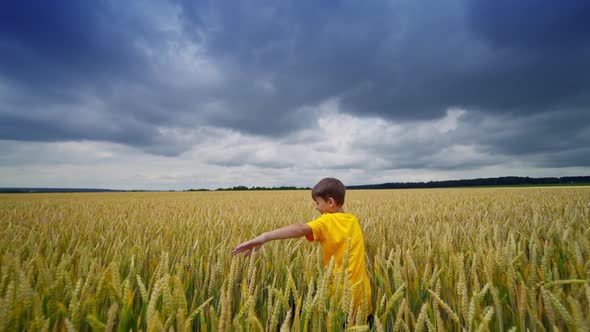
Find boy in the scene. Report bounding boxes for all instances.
[231,178,372,321]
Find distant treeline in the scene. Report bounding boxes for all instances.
[0,188,126,193]
[3,176,589,193]
[347,176,590,189]
[186,176,590,191]
[188,186,311,192]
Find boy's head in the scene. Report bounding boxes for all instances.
[312,178,346,213]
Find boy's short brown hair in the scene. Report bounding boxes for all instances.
[312,178,346,206]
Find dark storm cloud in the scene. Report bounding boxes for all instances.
[467,0,590,50]
[0,1,162,148]
[179,0,590,121]
[340,1,590,117]
[462,0,590,112]
[178,0,416,122]
[1,0,589,165]
[0,1,150,88]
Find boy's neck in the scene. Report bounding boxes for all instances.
[328,206,345,213]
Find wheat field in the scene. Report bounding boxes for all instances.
[0,187,589,331]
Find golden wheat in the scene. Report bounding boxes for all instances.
[0,187,588,330]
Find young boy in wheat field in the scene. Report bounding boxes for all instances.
[232,177,373,326]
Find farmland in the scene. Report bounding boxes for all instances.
[0,187,589,331]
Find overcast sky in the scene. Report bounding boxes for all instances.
[1,0,589,190]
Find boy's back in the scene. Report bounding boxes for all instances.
[306,212,372,314]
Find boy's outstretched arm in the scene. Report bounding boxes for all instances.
[232,224,312,256]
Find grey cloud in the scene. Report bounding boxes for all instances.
[0,0,589,166]
[345,108,590,172]
[530,147,590,168]
[455,110,590,166]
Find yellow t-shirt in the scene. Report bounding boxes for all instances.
[306,212,372,313]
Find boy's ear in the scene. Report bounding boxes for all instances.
[327,197,335,206]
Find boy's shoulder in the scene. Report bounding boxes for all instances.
[319,212,358,221]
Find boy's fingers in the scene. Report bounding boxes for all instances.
[232,245,247,255]
[231,241,260,256]
[231,246,243,255]
[231,241,252,255]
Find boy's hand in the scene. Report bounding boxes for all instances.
[231,234,267,256]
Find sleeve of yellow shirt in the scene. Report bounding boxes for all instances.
[305,214,328,242]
